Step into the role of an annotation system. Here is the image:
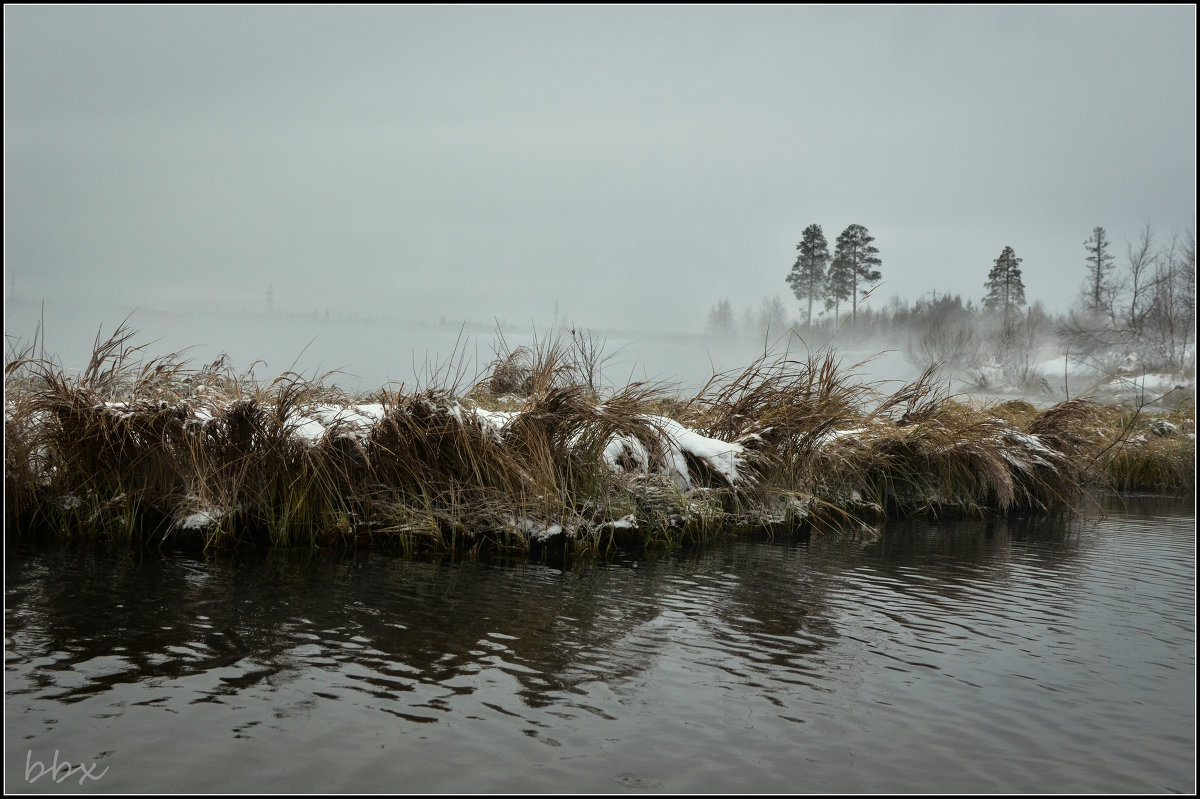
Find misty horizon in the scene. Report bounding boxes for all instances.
[5,6,1195,332]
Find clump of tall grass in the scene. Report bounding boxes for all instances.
[5,323,1193,554]
[5,324,195,539]
[1092,403,1196,493]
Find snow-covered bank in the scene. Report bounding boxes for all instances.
[6,323,1194,554]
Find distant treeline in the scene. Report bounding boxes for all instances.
[707,222,1196,388]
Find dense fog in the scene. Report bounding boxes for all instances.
[5,286,1191,408]
[4,8,1194,408]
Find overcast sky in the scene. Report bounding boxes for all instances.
[4,5,1196,334]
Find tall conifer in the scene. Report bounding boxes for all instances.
[786,224,830,327]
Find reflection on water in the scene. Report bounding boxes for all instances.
[5,498,1195,793]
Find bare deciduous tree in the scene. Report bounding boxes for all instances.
[1144,228,1196,372]
[1120,221,1158,335]
[1060,224,1196,375]
[705,299,736,338]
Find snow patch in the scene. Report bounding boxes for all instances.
[502,514,566,542]
[640,415,747,489]
[179,506,224,531]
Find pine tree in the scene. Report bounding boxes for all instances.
[1083,226,1116,318]
[833,224,882,322]
[983,246,1026,325]
[825,253,853,325]
[786,224,829,327]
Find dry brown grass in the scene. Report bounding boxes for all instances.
[5,325,1192,553]
[1092,403,1196,493]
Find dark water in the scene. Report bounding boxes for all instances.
[6,498,1195,794]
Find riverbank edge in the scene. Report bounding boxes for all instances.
[5,327,1194,554]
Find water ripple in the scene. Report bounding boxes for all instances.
[4,500,1194,794]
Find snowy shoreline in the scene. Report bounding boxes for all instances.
[5,328,1195,553]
